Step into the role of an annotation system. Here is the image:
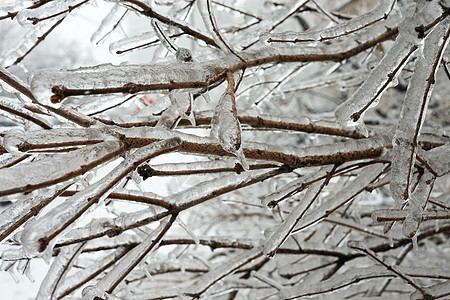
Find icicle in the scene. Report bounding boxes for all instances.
[176,217,199,245]
[157,92,195,128]
[412,235,418,251]
[210,74,248,170]
[91,4,128,46]
[402,170,434,238]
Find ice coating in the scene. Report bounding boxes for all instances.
[411,279,450,300]
[417,143,450,177]
[261,166,332,207]
[230,0,309,47]
[113,126,392,169]
[0,0,34,15]
[19,138,181,256]
[16,0,87,26]
[109,31,158,55]
[92,217,171,294]
[0,140,122,197]
[36,243,84,300]
[334,2,445,130]
[263,168,331,257]
[182,248,262,297]
[402,170,434,238]
[0,182,72,242]
[151,157,263,174]
[0,20,64,67]
[91,4,128,46]
[278,265,448,299]
[263,0,396,43]
[334,38,418,129]
[293,163,386,233]
[0,96,51,129]
[197,0,241,58]
[391,16,450,203]
[58,207,162,245]
[151,19,178,53]
[210,79,248,170]
[30,60,230,104]
[166,168,276,207]
[3,127,111,150]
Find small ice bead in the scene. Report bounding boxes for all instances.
[176,48,193,62]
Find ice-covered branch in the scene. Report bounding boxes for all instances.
[264,0,397,43]
[182,248,263,298]
[291,163,387,233]
[0,140,124,196]
[278,264,448,299]
[263,166,333,257]
[85,214,175,296]
[348,240,433,299]
[1,1,449,298]
[19,138,181,256]
[391,14,450,203]
[36,243,85,300]
[34,24,401,104]
[114,0,218,48]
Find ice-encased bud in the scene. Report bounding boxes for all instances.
[176,48,193,62]
[82,285,107,300]
[2,130,26,155]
